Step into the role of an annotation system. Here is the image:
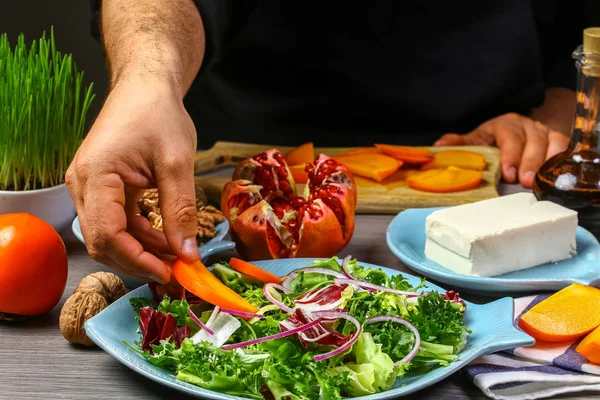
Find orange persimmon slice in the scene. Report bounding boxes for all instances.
[173,258,259,313]
[229,258,284,284]
[344,147,382,155]
[576,324,600,364]
[421,150,487,171]
[334,153,401,182]
[374,144,432,164]
[285,142,314,166]
[518,283,600,343]
[406,166,482,193]
[288,164,309,184]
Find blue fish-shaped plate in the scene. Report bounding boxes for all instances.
[84,258,534,399]
[386,207,600,295]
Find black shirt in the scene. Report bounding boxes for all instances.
[90,1,596,148]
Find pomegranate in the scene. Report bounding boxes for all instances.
[221,149,356,260]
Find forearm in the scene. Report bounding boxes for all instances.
[100,0,205,96]
[529,88,576,135]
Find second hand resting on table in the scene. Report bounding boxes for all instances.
[65,0,574,285]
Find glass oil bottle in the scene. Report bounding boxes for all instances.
[533,28,600,239]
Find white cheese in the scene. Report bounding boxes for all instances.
[424,193,578,277]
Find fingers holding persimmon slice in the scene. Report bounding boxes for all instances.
[407,166,483,193]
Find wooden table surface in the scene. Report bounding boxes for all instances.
[1,183,593,400]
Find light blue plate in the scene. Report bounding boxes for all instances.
[72,216,235,262]
[84,258,534,400]
[387,207,600,295]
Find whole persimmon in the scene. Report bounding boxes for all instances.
[0,213,68,317]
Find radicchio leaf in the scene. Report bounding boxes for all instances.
[295,284,347,306]
[139,307,191,352]
[442,290,466,309]
[279,308,352,348]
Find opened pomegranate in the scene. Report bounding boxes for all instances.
[221,149,356,260]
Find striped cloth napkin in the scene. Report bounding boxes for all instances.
[463,295,600,400]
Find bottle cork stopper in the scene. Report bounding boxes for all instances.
[583,27,600,54]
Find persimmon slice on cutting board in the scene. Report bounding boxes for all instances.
[518,283,600,343]
[421,150,487,171]
[334,153,401,182]
[576,324,600,364]
[285,142,314,166]
[374,144,432,164]
[406,166,482,193]
[344,147,382,155]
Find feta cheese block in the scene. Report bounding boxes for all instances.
[424,193,578,277]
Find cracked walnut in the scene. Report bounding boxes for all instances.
[138,186,224,245]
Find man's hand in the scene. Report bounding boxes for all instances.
[65,0,205,282]
[434,113,570,188]
[66,81,199,283]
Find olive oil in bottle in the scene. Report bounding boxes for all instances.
[533,28,600,239]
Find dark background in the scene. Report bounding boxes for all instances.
[2,1,600,138]
[1,0,109,125]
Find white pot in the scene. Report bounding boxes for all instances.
[0,183,76,232]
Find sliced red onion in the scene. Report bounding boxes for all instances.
[282,272,297,289]
[264,283,294,314]
[311,311,362,362]
[268,283,292,294]
[220,308,265,319]
[365,316,421,365]
[333,278,426,298]
[188,309,214,335]
[220,319,322,350]
[341,255,355,280]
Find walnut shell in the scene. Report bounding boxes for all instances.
[59,291,108,346]
[74,272,126,303]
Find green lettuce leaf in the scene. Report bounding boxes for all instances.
[288,257,343,294]
[352,332,397,391]
[345,259,426,291]
[406,292,471,351]
[174,339,266,398]
[212,263,262,292]
[329,363,376,396]
[260,339,348,400]
[129,296,154,320]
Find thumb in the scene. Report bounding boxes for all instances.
[434,133,468,146]
[155,158,200,262]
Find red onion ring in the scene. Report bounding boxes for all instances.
[187,309,214,335]
[220,308,265,319]
[333,278,425,298]
[365,316,421,365]
[311,311,362,362]
[282,272,297,289]
[341,255,355,280]
[221,319,322,350]
[264,283,294,314]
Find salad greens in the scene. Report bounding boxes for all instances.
[126,257,470,399]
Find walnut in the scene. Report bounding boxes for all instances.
[74,271,127,303]
[59,272,126,347]
[137,185,223,245]
[59,292,107,347]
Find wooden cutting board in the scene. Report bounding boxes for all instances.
[194,141,502,214]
